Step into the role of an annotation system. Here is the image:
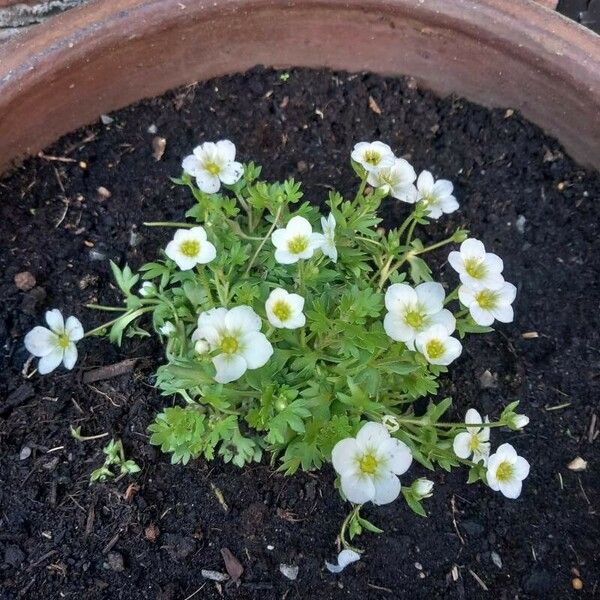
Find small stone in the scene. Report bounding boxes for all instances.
[14,271,36,291]
[297,160,307,173]
[144,523,160,543]
[106,551,125,572]
[572,577,583,590]
[79,161,87,170]
[201,569,229,582]
[97,186,112,199]
[147,123,158,134]
[516,215,527,234]
[479,370,498,389]
[279,563,299,580]
[129,229,141,247]
[491,551,502,569]
[414,562,423,570]
[19,446,31,460]
[266,545,274,551]
[100,114,114,125]
[88,249,107,262]
[504,108,514,118]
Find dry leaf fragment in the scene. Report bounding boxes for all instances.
[567,457,587,471]
[220,547,243,583]
[152,136,166,161]
[368,95,382,115]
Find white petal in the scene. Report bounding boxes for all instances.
[38,348,64,374]
[379,437,412,475]
[425,205,443,220]
[461,238,486,260]
[326,550,361,573]
[439,195,459,214]
[432,179,453,197]
[215,139,236,162]
[453,432,472,459]
[384,283,416,312]
[447,250,464,273]
[415,282,445,314]
[62,343,78,370]
[197,307,228,331]
[225,305,262,333]
[499,479,522,499]
[274,249,299,264]
[340,472,375,504]
[271,229,288,249]
[495,443,518,462]
[514,456,530,480]
[383,313,415,343]
[196,240,217,264]
[286,215,312,237]
[182,154,201,176]
[356,422,390,449]
[458,285,476,307]
[45,309,65,334]
[372,471,401,505]
[220,161,243,185]
[417,170,434,195]
[238,331,273,369]
[490,304,513,324]
[195,170,221,194]
[429,309,456,334]
[498,281,517,304]
[212,353,247,384]
[188,226,208,242]
[24,327,58,357]
[484,252,504,274]
[465,408,483,427]
[65,316,84,341]
[331,438,360,476]
[440,336,462,365]
[470,305,494,326]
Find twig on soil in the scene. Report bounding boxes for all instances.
[85,504,95,537]
[450,495,465,545]
[102,532,121,554]
[27,550,58,570]
[37,152,77,163]
[588,413,597,443]
[367,583,393,593]
[210,483,229,512]
[82,358,138,384]
[468,569,489,591]
[182,583,207,600]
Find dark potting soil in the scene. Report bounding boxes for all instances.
[0,67,598,600]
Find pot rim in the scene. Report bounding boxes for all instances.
[0,0,599,172]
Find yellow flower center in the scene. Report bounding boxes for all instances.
[57,334,70,350]
[205,161,221,176]
[496,460,514,482]
[464,257,487,279]
[475,289,499,310]
[358,452,379,475]
[179,239,200,258]
[363,149,382,166]
[421,193,437,207]
[220,335,239,355]
[272,300,291,322]
[469,434,481,452]
[288,235,309,254]
[425,339,445,359]
[405,309,425,329]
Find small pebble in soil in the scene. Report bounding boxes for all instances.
[100,114,114,125]
[14,271,36,291]
[97,186,112,199]
[201,569,229,582]
[19,446,31,460]
[279,563,299,581]
[479,369,498,389]
[572,577,583,590]
[105,551,125,572]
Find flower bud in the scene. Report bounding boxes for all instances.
[507,413,529,430]
[159,321,176,336]
[139,281,156,297]
[452,229,469,243]
[413,478,434,499]
[194,339,210,354]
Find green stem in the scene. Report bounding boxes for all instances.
[243,206,283,276]
[339,504,363,551]
[85,304,128,312]
[354,173,368,202]
[413,235,456,256]
[143,221,195,228]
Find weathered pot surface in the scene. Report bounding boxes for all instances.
[0,0,599,173]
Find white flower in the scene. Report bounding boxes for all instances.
[159,321,176,336]
[448,238,504,289]
[194,339,210,354]
[331,422,412,505]
[452,408,491,464]
[325,549,361,574]
[182,140,243,193]
[367,158,417,202]
[24,309,83,374]
[415,325,463,366]
[486,443,530,499]
[165,226,216,271]
[192,306,273,384]
[265,288,305,329]
[139,281,156,297]
[351,141,395,173]
[383,282,455,350]
[508,413,530,431]
[413,478,434,499]
[271,216,323,264]
[318,213,338,262]
[415,170,459,219]
[458,281,517,326]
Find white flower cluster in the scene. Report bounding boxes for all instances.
[453,408,530,498]
[352,141,458,217]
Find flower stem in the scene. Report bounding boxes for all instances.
[143,221,195,228]
[243,206,283,276]
[85,304,128,312]
[354,173,368,202]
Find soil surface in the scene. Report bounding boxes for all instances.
[0,67,598,599]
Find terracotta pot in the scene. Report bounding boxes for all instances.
[0,0,598,173]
